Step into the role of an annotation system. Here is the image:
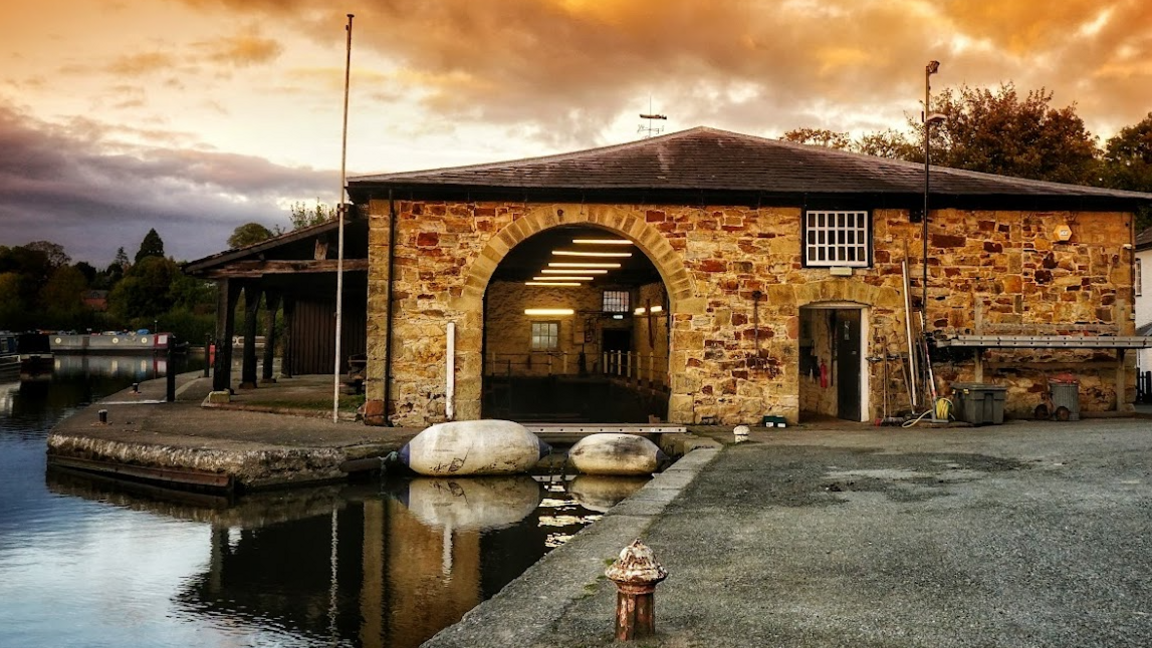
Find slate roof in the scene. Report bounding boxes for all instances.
[348,126,1152,211]
[1137,226,1152,251]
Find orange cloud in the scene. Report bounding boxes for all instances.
[194,32,284,67]
[107,51,177,76]
[178,0,1152,143]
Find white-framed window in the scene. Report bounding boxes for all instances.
[530,321,559,351]
[1137,258,1143,297]
[602,290,630,313]
[803,210,871,267]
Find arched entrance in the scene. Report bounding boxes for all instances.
[481,224,671,422]
[462,205,694,423]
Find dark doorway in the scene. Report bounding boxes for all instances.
[602,329,631,353]
[835,309,861,421]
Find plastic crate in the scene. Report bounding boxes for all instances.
[950,382,1007,425]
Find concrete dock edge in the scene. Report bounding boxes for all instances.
[421,447,721,648]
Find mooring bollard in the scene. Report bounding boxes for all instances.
[131,382,139,394]
[733,424,750,443]
[98,409,108,424]
[605,539,667,641]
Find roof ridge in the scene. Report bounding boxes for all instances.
[352,126,726,181]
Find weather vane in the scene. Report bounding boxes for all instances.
[637,97,667,138]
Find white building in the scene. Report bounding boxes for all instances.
[1136,227,1152,385]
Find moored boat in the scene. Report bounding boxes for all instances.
[50,331,173,354]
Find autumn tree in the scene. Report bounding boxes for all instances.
[134,228,166,263]
[919,84,1100,184]
[228,222,275,249]
[781,128,852,150]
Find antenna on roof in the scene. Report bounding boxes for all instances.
[637,96,667,138]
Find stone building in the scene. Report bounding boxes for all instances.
[341,127,1152,427]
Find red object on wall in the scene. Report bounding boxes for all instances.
[209,343,216,366]
[819,360,829,388]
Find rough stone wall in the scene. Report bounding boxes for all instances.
[484,281,601,377]
[364,199,1135,427]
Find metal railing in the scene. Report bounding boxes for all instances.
[485,351,670,391]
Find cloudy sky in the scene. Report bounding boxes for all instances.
[3,0,1150,265]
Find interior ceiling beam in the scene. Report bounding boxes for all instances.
[199,259,369,278]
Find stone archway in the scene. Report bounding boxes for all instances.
[460,204,695,308]
[457,203,697,422]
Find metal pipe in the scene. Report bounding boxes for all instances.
[923,60,940,321]
[332,13,354,423]
[446,322,455,420]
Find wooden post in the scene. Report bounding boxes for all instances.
[262,290,281,383]
[212,278,239,393]
[240,283,261,389]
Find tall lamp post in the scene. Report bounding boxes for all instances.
[922,60,944,317]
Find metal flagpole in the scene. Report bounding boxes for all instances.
[333,13,354,423]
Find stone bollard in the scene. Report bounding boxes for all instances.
[98,409,108,424]
[605,539,667,641]
[733,424,750,443]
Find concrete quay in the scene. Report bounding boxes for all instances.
[47,372,418,490]
[427,417,1152,648]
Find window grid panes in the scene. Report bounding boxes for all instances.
[1137,259,1143,297]
[530,321,559,351]
[602,290,630,313]
[804,210,870,267]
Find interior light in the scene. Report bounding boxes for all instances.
[634,307,646,315]
[525,308,575,316]
[548,262,621,269]
[573,238,632,245]
[612,314,624,320]
[650,305,663,313]
[533,276,592,281]
[541,268,608,275]
[552,250,633,258]
[525,281,581,287]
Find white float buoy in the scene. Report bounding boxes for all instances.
[399,419,550,476]
[568,433,666,476]
[733,424,750,443]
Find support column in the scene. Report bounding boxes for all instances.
[1117,348,1127,413]
[282,296,296,379]
[212,278,239,392]
[240,283,261,389]
[262,290,282,383]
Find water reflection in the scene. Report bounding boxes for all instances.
[4,355,641,648]
[568,475,650,513]
[52,354,168,381]
[40,469,608,648]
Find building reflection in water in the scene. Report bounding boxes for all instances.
[46,469,638,648]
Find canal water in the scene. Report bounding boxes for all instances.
[0,355,628,648]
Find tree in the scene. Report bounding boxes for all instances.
[135,228,166,263]
[1101,112,1152,231]
[920,84,1100,184]
[289,200,334,230]
[854,129,919,160]
[108,256,177,322]
[24,240,71,269]
[40,265,88,328]
[0,272,26,330]
[1102,112,1152,191]
[228,222,275,249]
[781,128,852,150]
